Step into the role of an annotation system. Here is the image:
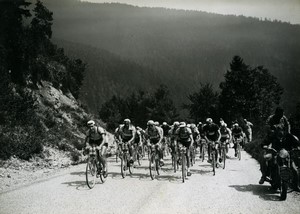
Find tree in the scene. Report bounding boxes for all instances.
[219,56,283,123]
[0,0,31,85]
[185,83,219,123]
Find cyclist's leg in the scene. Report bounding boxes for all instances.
[99,144,108,171]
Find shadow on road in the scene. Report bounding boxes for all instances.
[190,168,212,175]
[61,180,89,191]
[229,184,281,201]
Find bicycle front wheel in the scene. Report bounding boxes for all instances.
[237,144,241,161]
[121,154,127,178]
[182,153,186,183]
[201,145,205,162]
[86,158,97,189]
[149,153,157,180]
[212,152,216,176]
[222,148,226,169]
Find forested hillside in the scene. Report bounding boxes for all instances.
[45,0,300,114]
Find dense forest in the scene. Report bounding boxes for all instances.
[44,0,300,115]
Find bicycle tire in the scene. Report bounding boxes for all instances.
[201,145,205,162]
[222,147,226,169]
[86,158,97,189]
[149,152,156,180]
[99,163,107,183]
[121,153,127,178]
[212,151,216,176]
[182,152,186,183]
[238,144,241,161]
[172,153,177,173]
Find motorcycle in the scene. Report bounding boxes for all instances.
[264,147,292,200]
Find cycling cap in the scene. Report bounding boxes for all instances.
[190,124,196,128]
[124,118,131,123]
[155,121,160,126]
[173,121,180,126]
[162,122,167,126]
[206,118,213,123]
[87,120,95,127]
[147,120,155,126]
[221,123,227,127]
[233,123,238,127]
[179,122,186,128]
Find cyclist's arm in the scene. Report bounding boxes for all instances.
[129,128,136,144]
[158,128,163,144]
[217,130,221,142]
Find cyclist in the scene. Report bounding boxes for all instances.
[203,118,221,164]
[244,119,253,143]
[145,120,164,166]
[169,121,180,156]
[175,122,194,176]
[84,120,107,175]
[190,123,200,148]
[197,122,206,159]
[220,123,232,158]
[231,123,244,157]
[117,118,137,165]
[161,122,170,154]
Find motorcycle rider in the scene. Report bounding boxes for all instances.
[259,107,290,185]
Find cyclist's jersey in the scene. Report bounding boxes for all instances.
[191,127,200,140]
[176,127,192,143]
[220,127,231,140]
[168,126,178,140]
[134,130,142,144]
[145,126,162,142]
[197,125,205,138]
[232,127,243,138]
[203,123,219,141]
[119,124,136,142]
[161,125,171,137]
[86,126,106,141]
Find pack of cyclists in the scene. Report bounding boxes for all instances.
[84,117,252,177]
[84,110,300,191]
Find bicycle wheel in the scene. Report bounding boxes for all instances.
[212,151,216,176]
[201,145,205,162]
[86,158,97,189]
[99,163,107,183]
[182,152,186,183]
[172,153,177,173]
[149,152,156,180]
[222,147,226,169]
[121,153,127,178]
[155,155,160,176]
[129,158,134,175]
[237,143,241,161]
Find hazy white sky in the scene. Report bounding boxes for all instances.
[81,0,300,24]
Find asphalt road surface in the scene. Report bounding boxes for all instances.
[1,149,300,214]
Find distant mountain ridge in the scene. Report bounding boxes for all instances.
[46,0,300,113]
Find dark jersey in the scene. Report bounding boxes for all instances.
[232,127,243,138]
[203,123,220,141]
[161,125,171,137]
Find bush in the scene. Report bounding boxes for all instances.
[244,138,263,161]
[0,125,44,160]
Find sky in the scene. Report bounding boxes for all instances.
[81,0,300,24]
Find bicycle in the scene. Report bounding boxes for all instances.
[85,145,107,189]
[118,142,134,178]
[208,141,217,176]
[170,141,179,173]
[190,144,196,167]
[179,144,188,183]
[149,143,161,180]
[200,138,207,162]
[219,140,227,169]
[135,143,144,166]
[233,136,242,161]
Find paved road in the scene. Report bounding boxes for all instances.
[1,149,300,214]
